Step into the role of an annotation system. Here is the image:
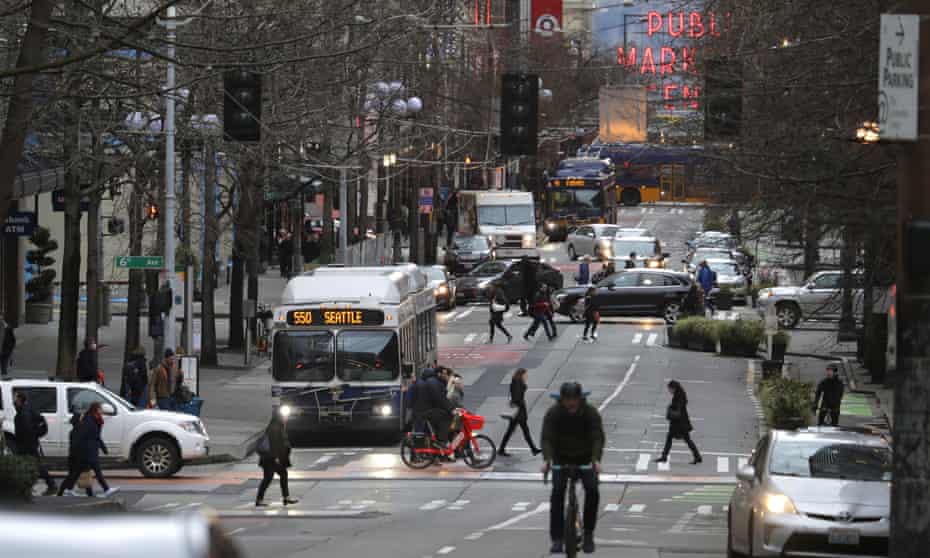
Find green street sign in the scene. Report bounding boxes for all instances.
[115,256,163,270]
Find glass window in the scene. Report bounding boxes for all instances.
[611,239,658,256]
[812,274,842,289]
[662,275,684,286]
[596,226,618,238]
[424,267,446,281]
[472,261,508,276]
[708,262,740,276]
[574,190,603,211]
[611,273,640,287]
[551,190,575,211]
[273,332,335,382]
[67,388,116,415]
[337,331,399,382]
[769,440,892,481]
[13,387,56,414]
[478,205,534,226]
[453,236,491,251]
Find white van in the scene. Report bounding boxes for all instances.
[1,379,209,477]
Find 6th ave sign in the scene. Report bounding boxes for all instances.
[115,256,163,270]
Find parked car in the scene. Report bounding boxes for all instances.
[616,227,653,238]
[566,224,620,261]
[551,269,691,323]
[455,259,563,304]
[444,234,494,274]
[705,258,748,303]
[1,379,209,478]
[423,265,456,310]
[604,235,667,267]
[729,428,890,558]
[756,270,863,328]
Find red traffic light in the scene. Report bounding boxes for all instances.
[145,203,160,220]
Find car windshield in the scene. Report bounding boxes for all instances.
[453,236,489,251]
[478,205,535,226]
[611,240,657,256]
[336,331,399,381]
[694,250,731,261]
[769,440,892,481]
[424,268,446,281]
[709,262,739,276]
[273,331,335,382]
[471,261,507,276]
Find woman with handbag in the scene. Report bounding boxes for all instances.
[487,285,512,344]
[255,413,298,507]
[654,380,702,465]
[498,368,541,457]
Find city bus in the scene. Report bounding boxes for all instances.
[541,158,617,241]
[269,265,438,436]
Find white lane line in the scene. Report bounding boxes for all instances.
[657,458,671,472]
[144,502,181,511]
[465,532,484,541]
[635,453,650,472]
[447,499,470,510]
[445,311,460,321]
[670,512,696,533]
[359,500,376,505]
[717,457,729,473]
[226,527,246,536]
[629,504,647,513]
[338,499,352,505]
[512,501,531,511]
[479,333,490,344]
[437,547,456,555]
[697,505,713,516]
[310,455,334,467]
[488,503,550,530]
[598,360,639,412]
[459,308,475,320]
[604,503,620,512]
[646,333,658,347]
[178,502,203,510]
[737,457,748,469]
[632,333,643,344]
[464,333,477,344]
[420,500,447,511]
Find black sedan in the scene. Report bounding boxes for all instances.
[455,259,564,304]
[552,269,691,323]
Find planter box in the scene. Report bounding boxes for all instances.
[687,337,717,352]
[771,341,788,362]
[761,359,783,379]
[716,292,734,310]
[667,326,683,348]
[24,303,53,324]
[721,341,760,357]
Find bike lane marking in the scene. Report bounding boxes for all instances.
[598,357,639,413]
[487,502,550,531]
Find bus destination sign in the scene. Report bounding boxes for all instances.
[287,309,385,326]
[551,178,590,187]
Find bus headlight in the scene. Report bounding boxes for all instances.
[377,404,393,416]
[522,234,535,248]
[647,260,661,268]
[546,222,556,230]
[435,285,449,296]
[279,405,293,418]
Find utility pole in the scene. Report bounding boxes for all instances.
[161,5,179,353]
[339,167,348,264]
[891,4,930,558]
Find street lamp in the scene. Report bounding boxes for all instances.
[856,121,880,143]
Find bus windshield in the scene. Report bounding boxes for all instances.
[273,331,335,382]
[551,189,602,213]
[478,205,534,226]
[337,331,399,381]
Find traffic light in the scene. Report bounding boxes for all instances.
[223,70,262,142]
[500,73,539,156]
[145,202,159,221]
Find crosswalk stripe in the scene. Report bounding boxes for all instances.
[604,503,620,512]
[658,459,671,472]
[635,453,650,472]
[464,333,477,344]
[420,499,446,511]
[629,504,647,513]
[632,333,643,344]
[512,501,531,511]
[697,505,713,516]
[737,457,748,470]
[465,533,484,541]
[437,546,456,555]
[717,457,729,473]
[646,333,658,346]
[311,455,334,467]
[640,207,647,214]
[459,308,475,319]
[445,311,460,321]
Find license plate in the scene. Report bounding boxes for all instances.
[828,528,860,545]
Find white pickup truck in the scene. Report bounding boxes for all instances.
[1,379,209,477]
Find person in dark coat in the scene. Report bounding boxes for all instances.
[122,346,149,407]
[813,363,844,426]
[13,392,55,494]
[256,414,297,506]
[1,319,15,377]
[655,380,702,464]
[76,338,99,383]
[57,411,92,496]
[582,287,600,342]
[487,285,512,343]
[75,402,118,496]
[498,368,541,457]
[519,256,538,316]
[409,367,455,443]
[277,229,294,278]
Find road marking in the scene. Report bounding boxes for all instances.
[604,503,620,512]
[144,502,181,511]
[464,333,477,344]
[717,457,729,473]
[420,499,447,511]
[488,503,550,530]
[635,453,650,472]
[437,547,456,555]
[598,359,638,412]
[629,504,646,513]
[445,311,460,321]
[226,527,246,536]
[310,455,334,467]
[657,458,671,472]
[512,501,531,511]
[646,333,658,346]
[640,207,647,214]
[479,333,490,344]
[632,333,643,344]
[670,512,696,533]
[648,207,655,214]
[448,499,470,510]
[459,308,475,319]
[697,505,713,516]
[504,312,513,319]
[737,457,748,469]
[465,532,484,541]
[178,502,202,510]
[338,499,352,505]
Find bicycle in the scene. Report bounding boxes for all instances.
[545,464,593,558]
[400,409,497,470]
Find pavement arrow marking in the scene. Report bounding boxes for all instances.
[629,504,647,513]
[488,502,550,531]
[635,453,650,472]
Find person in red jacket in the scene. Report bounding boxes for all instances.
[523,285,555,341]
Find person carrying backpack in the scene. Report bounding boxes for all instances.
[0,317,15,378]
[255,413,298,507]
[13,391,56,495]
[122,346,148,408]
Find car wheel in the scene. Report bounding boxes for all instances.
[663,302,681,324]
[137,435,180,478]
[727,510,746,558]
[567,245,577,260]
[775,302,801,328]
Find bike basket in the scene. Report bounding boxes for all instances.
[464,414,484,430]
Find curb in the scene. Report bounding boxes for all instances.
[4,496,127,513]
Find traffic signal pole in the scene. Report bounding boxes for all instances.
[891,5,930,557]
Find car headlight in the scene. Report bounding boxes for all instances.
[436,285,449,295]
[377,404,393,417]
[279,404,293,418]
[546,222,556,230]
[763,493,797,514]
[522,234,535,248]
[647,260,660,268]
[180,421,205,436]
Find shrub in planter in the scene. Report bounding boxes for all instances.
[760,377,813,430]
[672,317,701,347]
[666,324,683,348]
[0,455,39,501]
[681,317,719,352]
[719,320,764,357]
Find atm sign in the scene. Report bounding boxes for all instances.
[286,309,385,326]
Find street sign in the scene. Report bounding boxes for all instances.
[879,14,920,141]
[3,211,36,237]
[115,255,163,270]
[419,187,434,214]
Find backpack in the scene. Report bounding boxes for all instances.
[35,413,48,438]
[256,432,272,457]
[174,384,194,404]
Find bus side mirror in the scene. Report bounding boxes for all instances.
[402,364,414,379]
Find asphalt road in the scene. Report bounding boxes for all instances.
[115,204,763,558]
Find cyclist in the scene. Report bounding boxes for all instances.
[410,367,456,450]
[813,363,844,426]
[541,382,605,554]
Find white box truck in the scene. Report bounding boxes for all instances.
[456,190,538,258]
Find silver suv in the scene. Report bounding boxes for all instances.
[756,271,862,328]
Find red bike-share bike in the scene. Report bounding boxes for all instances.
[400,409,497,469]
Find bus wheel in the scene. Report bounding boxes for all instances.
[621,188,641,206]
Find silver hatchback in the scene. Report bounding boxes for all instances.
[728,428,890,558]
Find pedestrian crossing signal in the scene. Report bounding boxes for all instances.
[145,203,159,221]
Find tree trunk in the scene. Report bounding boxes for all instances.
[322,177,334,263]
[56,103,82,379]
[228,241,245,349]
[85,193,100,341]
[124,181,143,364]
[201,144,218,366]
[0,0,54,224]
[838,227,857,341]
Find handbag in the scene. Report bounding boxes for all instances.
[77,471,93,489]
[491,301,506,313]
[666,405,682,421]
[256,432,272,457]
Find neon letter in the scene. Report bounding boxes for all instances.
[660,47,677,75]
[664,84,679,110]
[640,47,656,75]
[668,12,684,38]
[617,47,638,69]
[647,11,662,36]
[680,47,697,74]
[689,12,706,38]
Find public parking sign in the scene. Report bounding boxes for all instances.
[879,14,920,141]
[3,212,36,237]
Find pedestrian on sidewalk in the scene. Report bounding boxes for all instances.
[523,285,555,342]
[498,368,541,457]
[487,285,512,344]
[581,287,600,342]
[255,413,298,507]
[0,317,15,377]
[654,380,702,465]
[57,410,92,497]
[813,363,844,426]
[75,402,119,497]
[277,229,293,279]
[76,339,99,383]
[13,392,56,495]
[542,284,558,339]
[122,346,148,408]
[150,349,176,410]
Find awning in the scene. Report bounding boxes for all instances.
[12,153,64,199]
